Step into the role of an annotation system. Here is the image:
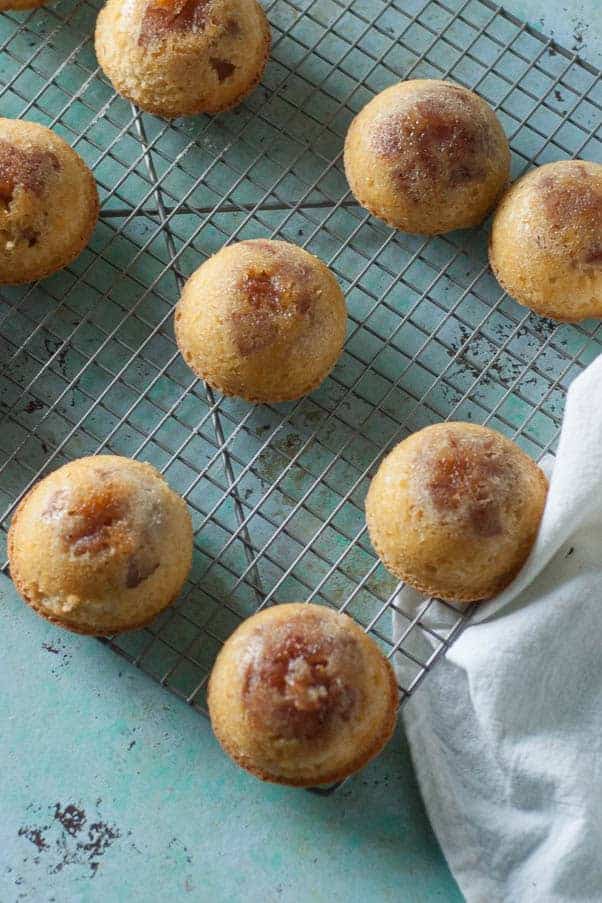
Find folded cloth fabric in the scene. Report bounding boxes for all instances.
[393,354,602,903]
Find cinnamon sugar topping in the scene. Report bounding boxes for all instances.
[423,432,514,538]
[0,141,60,204]
[230,259,313,356]
[60,487,128,556]
[243,614,361,740]
[372,90,492,198]
[138,0,211,46]
[538,162,602,228]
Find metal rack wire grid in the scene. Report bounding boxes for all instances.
[0,0,601,720]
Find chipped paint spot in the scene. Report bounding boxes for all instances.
[18,826,49,851]
[16,801,120,878]
[54,803,86,837]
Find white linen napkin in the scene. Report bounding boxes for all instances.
[393,353,602,903]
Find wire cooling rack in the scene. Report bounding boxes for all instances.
[0,0,601,722]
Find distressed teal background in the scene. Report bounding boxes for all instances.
[0,0,601,901]
[1,578,458,902]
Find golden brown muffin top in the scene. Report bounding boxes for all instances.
[9,455,193,634]
[344,80,509,234]
[488,160,602,321]
[208,603,399,785]
[0,118,98,283]
[175,239,346,403]
[366,422,547,601]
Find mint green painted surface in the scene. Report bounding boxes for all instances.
[0,2,600,902]
[0,575,460,902]
[511,0,602,69]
